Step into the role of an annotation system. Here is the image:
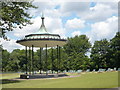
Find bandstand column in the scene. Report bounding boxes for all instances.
[59,46,61,72]
[29,47,31,74]
[25,46,28,74]
[57,45,59,74]
[51,47,54,74]
[39,47,42,74]
[32,45,34,74]
[46,44,48,75]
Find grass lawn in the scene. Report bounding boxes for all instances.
[1,73,20,79]
[1,71,119,88]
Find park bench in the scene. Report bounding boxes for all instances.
[98,69,106,73]
[92,69,96,72]
[68,70,73,73]
[113,68,116,71]
[107,68,111,72]
[86,69,90,72]
[63,70,67,73]
[118,68,120,71]
[77,70,82,74]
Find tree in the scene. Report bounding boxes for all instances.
[64,35,91,55]
[90,39,110,70]
[2,49,10,72]
[110,32,120,68]
[9,49,22,71]
[0,1,37,39]
[64,35,91,70]
[17,50,26,72]
[66,51,90,71]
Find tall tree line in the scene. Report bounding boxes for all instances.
[1,32,120,72]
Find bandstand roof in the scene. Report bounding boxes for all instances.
[16,15,67,47]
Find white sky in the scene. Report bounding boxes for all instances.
[1,0,118,52]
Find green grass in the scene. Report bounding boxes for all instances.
[1,73,20,79]
[1,71,119,88]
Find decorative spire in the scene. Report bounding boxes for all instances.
[41,12,45,27]
[37,12,48,34]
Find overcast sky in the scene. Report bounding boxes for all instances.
[1,0,118,52]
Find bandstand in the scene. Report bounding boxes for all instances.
[16,15,67,79]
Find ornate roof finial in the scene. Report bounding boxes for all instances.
[41,12,45,27]
[38,12,48,34]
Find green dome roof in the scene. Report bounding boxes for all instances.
[36,26,48,34]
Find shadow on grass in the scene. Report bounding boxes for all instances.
[1,79,21,84]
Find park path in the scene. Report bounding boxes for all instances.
[12,75,80,80]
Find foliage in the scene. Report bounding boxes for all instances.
[64,35,91,55]
[2,49,10,71]
[0,1,37,39]
[110,32,120,68]
[90,39,110,70]
[1,33,120,72]
[64,35,91,70]
[90,32,120,70]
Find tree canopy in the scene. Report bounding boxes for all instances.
[64,35,91,70]
[110,32,120,68]
[0,1,37,39]
[64,35,91,55]
[90,39,110,70]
